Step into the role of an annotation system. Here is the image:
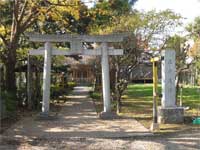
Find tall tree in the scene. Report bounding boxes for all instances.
[186,16,200,39]
[92,9,183,113]
[89,0,137,33]
[0,0,89,92]
[186,16,200,86]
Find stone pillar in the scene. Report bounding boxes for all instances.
[99,43,117,119]
[161,50,176,107]
[158,50,184,124]
[41,42,52,115]
[101,43,111,113]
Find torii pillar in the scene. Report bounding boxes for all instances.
[41,42,52,115]
[101,43,111,113]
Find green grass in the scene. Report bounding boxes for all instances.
[120,84,155,128]
[90,91,101,100]
[90,84,200,131]
[90,91,103,112]
[179,86,200,116]
[121,84,200,130]
[122,84,200,115]
[122,84,155,115]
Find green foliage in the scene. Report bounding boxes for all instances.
[89,0,137,33]
[50,81,76,98]
[2,91,17,116]
[95,9,182,49]
[90,91,101,99]
[195,56,200,84]
[67,81,76,88]
[33,0,92,34]
[51,84,65,98]
[165,35,188,69]
[186,17,200,84]
[186,16,200,39]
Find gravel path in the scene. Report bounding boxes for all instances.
[1,86,200,150]
[1,130,200,150]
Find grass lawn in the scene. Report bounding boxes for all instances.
[121,84,200,130]
[91,83,200,132]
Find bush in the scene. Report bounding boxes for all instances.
[2,91,17,117]
[90,91,101,100]
[51,84,63,98]
[67,81,76,89]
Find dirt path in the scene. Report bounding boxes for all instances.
[1,86,199,150]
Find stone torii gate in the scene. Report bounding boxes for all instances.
[27,33,127,119]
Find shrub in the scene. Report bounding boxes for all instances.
[2,91,17,117]
[67,82,76,89]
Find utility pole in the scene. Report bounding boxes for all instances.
[150,57,160,131]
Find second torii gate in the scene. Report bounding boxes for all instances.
[27,33,127,119]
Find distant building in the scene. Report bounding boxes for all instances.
[130,51,161,83]
[66,56,96,85]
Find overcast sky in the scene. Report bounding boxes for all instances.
[134,0,200,25]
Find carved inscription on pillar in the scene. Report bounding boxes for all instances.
[161,50,176,108]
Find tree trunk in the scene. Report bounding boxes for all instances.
[5,60,16,92]
[5,42,17,92]
[0,66,6,90]
[175,72,181,105]
[116,94,121,114]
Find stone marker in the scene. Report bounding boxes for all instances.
[158,50,184,124]
[161,50,176,107]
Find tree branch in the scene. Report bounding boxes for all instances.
[21,18,38,33]
[18,0,28,24]
[20,9,39,32]
[13,0,19,23]
[20,4,53,32]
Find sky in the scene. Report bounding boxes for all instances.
[83,0,200,25]
[134,0,200,25]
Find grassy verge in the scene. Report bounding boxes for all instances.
[90,84,200,133]
[120,84,155,129]
[122,84,200,132]
[90,91,119,113]
[90,91,103,113]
